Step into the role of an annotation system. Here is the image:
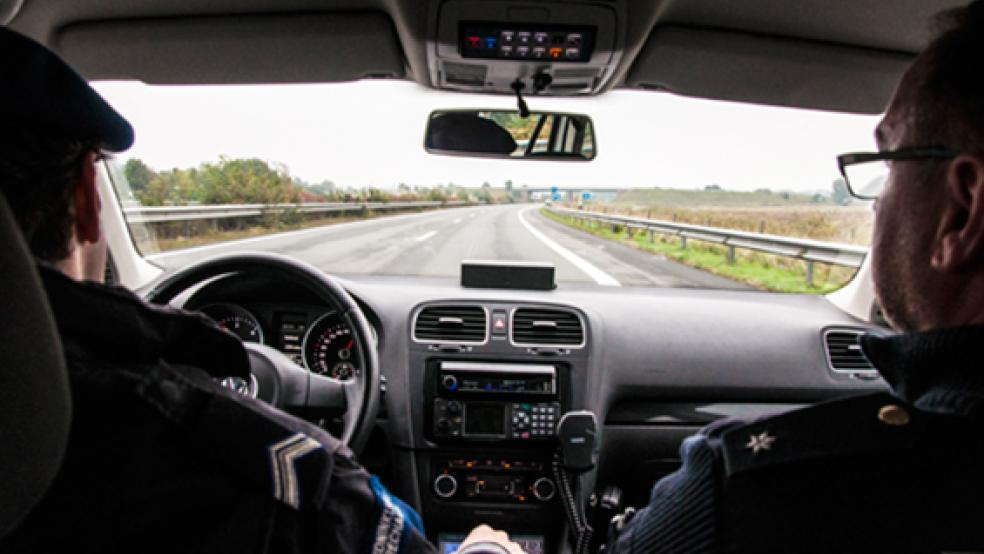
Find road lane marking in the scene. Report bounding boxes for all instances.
[414,230,437,242]
[453,218,462,224]
[517,208,620,286]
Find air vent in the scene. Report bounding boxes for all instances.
[414,305,488,344]
[824,329,875,373]
[512,308,584,347]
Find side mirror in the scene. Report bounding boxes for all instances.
[424,110,596,161]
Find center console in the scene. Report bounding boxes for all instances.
[425,360,567,507]
[406,302,591,553]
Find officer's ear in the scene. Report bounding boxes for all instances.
[931,153,984,272]
[72,151,102,245]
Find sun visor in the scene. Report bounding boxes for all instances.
[625,26,912,114]
[54,12,405,84]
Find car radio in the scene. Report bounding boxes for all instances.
[430,362,562,442]
[438,361,556,395]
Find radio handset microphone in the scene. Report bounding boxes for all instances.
[554,411,598,554]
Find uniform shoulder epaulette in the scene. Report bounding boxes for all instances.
[719,392,924,477]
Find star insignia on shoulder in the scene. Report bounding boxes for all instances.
[745,431,776,454]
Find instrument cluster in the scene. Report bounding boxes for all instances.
[198,302,372,381]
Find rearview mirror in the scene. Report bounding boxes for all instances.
[424,110,596,161]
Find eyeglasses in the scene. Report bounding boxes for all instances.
[836,147,959,200]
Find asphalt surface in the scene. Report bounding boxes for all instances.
[149,204,747,289]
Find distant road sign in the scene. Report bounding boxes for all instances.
[581,191,592,201]
[550,186,559,194]
[552,192,562,201]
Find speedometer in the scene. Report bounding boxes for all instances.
[199,303,264,343]
[302,311,362,380]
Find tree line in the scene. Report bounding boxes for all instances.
[122,157,512,206]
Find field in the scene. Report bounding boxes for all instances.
[589,204,872,245]
[548,191,874,293]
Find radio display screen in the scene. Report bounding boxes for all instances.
[464,403,505,437]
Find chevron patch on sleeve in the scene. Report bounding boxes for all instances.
[268,432,322,509]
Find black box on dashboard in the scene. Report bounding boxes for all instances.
[461,260,556,290]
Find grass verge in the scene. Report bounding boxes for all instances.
[540,208,854,294]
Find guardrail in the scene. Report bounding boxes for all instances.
[123,200,468,224]
[547,206,869,285]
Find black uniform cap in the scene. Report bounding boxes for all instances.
[0,26,134,152]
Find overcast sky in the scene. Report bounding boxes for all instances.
[93,80,882,193]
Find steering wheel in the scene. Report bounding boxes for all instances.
[143,252,379,450]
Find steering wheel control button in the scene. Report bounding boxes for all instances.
[533,477,556,501]
[434,474,458,498]
[878,404,910,426]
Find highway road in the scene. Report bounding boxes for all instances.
[148,204,747,289]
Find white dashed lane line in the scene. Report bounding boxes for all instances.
[414,230,438,242]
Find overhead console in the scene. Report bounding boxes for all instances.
[429,0,624,95]
[458,22,596,62]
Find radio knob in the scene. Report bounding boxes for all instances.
[533,477,556,501]
[441,375,459,391]
[447,401,462,415]
[434,474,458,498]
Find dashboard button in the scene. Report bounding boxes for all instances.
[434,474,458,498]
[533,477,556,501]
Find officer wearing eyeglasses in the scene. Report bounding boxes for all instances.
[604,2,984,552]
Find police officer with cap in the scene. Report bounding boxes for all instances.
[604,2,984,552]
[0,25,522,554]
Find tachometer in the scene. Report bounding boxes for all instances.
[199,303,264,343]
[302,311,362,380]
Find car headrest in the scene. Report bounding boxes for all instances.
[0,192,72,538]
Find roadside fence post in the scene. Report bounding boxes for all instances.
[727,245,736,265]
[806,261,815,287]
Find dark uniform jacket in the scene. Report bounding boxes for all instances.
[608,326,984,553]
[1,265,437,554]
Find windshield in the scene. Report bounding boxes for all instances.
[95,80,878,294]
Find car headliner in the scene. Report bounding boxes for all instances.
[3,0,971,113]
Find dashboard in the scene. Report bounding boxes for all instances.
[173,271,889,549]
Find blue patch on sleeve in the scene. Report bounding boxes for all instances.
[369,475,426,554]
